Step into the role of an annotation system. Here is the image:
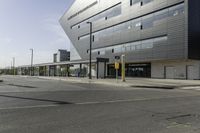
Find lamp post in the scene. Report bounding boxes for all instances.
[87,22,92,79]
[12,57,15,75]
[30,49,33,76]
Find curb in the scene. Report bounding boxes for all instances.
[37,77,130,87]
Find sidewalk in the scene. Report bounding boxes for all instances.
[36,76,200,90]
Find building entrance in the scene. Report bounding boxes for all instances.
[107,63,151,78]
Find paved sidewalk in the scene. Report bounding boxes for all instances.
[35,76,200,90]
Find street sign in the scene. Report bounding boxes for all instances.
[115,62,120,70]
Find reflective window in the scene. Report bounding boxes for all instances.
[142,14,154,29]
[79,35,89,40]
[114,45,122,53]
[79,3,184,42]
[130,0,153,6]
[142,0,153,5]
[71,3,121,30]
[154,9,168,23]
[91,36,168,54]
[169,3,184,17]
[130,0,141,6]
[132,18,142,31]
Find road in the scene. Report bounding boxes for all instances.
[0,76,200,133]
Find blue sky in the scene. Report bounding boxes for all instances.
[0,0,74,68]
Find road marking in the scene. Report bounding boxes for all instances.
[75,98,154,105]
[1,95,199,110]
[0,104,58,110]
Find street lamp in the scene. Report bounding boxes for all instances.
[30,49,33,76]
[86,22,92,79]
[12,57,15,75]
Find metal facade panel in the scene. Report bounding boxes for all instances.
[60,0,188,63]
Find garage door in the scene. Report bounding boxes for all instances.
[165,67,175,79]
[187,66,195,80]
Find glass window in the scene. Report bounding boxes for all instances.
[93,32,99,42]
[169,3,184,17]
[99,49,105,55]
[132,18,142,31]
[71,4,122,30]
[154,36,168,42]
[125,43,131,51]
[136,44,142,50]
[154,9,168,22]
[79,35,89,40]
[114,45,122,53]
[142,0,152,5]
[130,0,141,6]
[142,14,154,29]
[142,39,153,49]
[114,23,123,32]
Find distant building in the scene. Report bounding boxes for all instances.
[53,49,70,63]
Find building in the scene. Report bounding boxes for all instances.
[60,0,200,80]
[53,49,70,63]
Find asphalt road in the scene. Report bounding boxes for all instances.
[0,76,200,133]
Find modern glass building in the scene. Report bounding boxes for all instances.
[60,0,200,79]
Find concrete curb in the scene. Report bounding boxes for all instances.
[37,76,130,87]
[19,76,200,90]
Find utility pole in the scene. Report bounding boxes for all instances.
[11,61,12,75]
[30,49,33,76]
[13,57,15,75]
[86,22,92,79]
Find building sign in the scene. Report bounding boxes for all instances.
[68,1,98,20]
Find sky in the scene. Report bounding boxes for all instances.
[0,0,74,68]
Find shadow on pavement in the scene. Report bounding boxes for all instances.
[0,94,73,105]
[6,83,37,88]
[131,85,175,89]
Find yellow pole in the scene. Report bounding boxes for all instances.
[121,54,125,82]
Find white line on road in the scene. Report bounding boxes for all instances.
[75,98,153,105]
[0,104,58,110]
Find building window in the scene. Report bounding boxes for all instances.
[169,3,184,17]
[130,0,153,6]
[130,0,141,6]
[91,35,168,55]
[92,35,95,42]
[142,0,152,6]
[142,14,154,29]
[78,3,183,43]
[71,3,121,30]
[112,49,114,53]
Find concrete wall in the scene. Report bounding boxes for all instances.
[152,60,200,79]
